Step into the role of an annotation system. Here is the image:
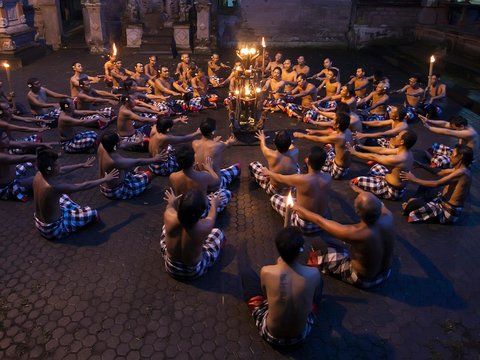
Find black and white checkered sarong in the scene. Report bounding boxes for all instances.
[0,162,33,201]
[408,195,462,224]
[100,170,152,200]
[352,164,405,200]
[321,147,349,180]
[149,145,179,176]
[61,131,97,153]
[270,194,323,234]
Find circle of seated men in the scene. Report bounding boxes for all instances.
[0,50,476,347]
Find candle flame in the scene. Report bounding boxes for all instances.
[249,47,256,55]
[255,87,261,93]
[286,191,294,207]
[113,43,117,57]
[3,62,10,69]
[262,37,266,48]
[430,55,435,63]
[234,89,239,95]
[244,85,251,96]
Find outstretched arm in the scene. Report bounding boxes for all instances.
[400,168,466,188]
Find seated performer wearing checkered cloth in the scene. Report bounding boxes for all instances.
[149,116,200,176]
[357,82,390,122]
[400,144,473,225]
[33,149,119,240]
[306,102,362,135]
[76,78,119,117]
[349,129,417,201]
[262,146,332,234]
[160,188,225,280]
[284,73,318,120]
[97,133,167,200]
[419,114,478,169]
[314,69,341,111]
[189,68,219,111]
[249,130,299,195]
[294,112,352,180]
[243,227,322,346]
[192,118,239,192]
[27,78,70,123]
[169,144,232,214]
[293,188,394,289]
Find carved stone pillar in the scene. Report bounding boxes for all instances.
[194,0,211,53]
[36,0,62,50]
[81,0,105,53]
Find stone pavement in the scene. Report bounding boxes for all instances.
[0,47,479,360]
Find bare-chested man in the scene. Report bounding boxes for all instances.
[420,73,447,118]
[400,144,473,224]
[316,69,341,110]
[294,112,352,179]
[294,189,394,288]
[160,188,224,279]
[392,74,424,121]
[103,55,116,85]
[27,78,70,123]
[131,63,153,91]
[144,55,159,81]
[97,133,166,199]
[261,146,332,234]
[420,114,478,169]
[249,130,298,195]
[281,59,298,93]
[265,52,283,75]
[33,149,118,240]
[261,67,286,113]
[305,102,362,135]
[148,116,199,176]
[207,53,230,87]
[314,82,355,116]
[70,62,100,97]
[153,67,189,114]
[245,227,322,346]
[76,78,118,114]
[192,118,239,191]
[285,73,318,120]
[110,59,134,89]
[349,129,417,200]
[347,67,369,101]
[175,53,192,85]
[311,57,340,82]
[357,81,390,121]
[189,68,218,111]
[293,56,310,76]
[355,105,409,148]
[169,144,232,213]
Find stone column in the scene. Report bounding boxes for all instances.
[194,0,211,53]
[36,0,62,50]
[81,0,105,53]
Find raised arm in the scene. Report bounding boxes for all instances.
[53,169,119,194]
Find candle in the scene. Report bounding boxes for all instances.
[3,62,15,111]
[284,191,294,228]
[261,37,266,77]
[428,55,435,87]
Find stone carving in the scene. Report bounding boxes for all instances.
[178,0,191,23]
[2,39,16,50]
[126,0,142,23]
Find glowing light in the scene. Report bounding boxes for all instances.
[286,191,294,207]
[113,43,117,57]
[430,55,435,63]
[244,85,251,96]
[255,87,261,93]
[3,62,9,69]
[262,37,266,48]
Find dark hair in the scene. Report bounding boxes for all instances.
[296,73,307,81]
[120,94,132,105]
[308,146,327,171]
[450,115,468,128]
[79,77,89,88]
[432,72,441,78]
[275,227,304,264]
[123,78,135,91]
[59,99,71,112]
[410,73,421,81]
[27,78,39,88]
[454,144,474,167]
[336,102,350,114]
[274,130,292,153]
[72,62,80,69]
[357,196,382,225]
[176,144,195,170]
[345,83,355,96]
[401,129,417,150]
[396,105,407,121]
[156,117,174,134]
[36,148,58,177]
[329,68,338,78]
[273,66,283,75]
[336,112,350,132]
[101,132,120,153]
[200,118,216,137]
[177,189,207,229]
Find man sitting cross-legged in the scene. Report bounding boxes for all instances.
[97,133,167,200]
[261,146,332,234]
[149,116,200,176]
[160,188,225,280]
[349,129,417,201]
[243,227,322,346]
[294,186,394,289]
[294,112,352,180]
[27,77,70,124]
[33,149,118,240]
[169,144,232,213]
[400,144,473,225]
[192,118,239,191]
[249,130,298,196]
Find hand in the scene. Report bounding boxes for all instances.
[345,142,355,153]
[418,114,428,126]
[213,135,222,142]
[209,192,221,210]
[37,127,49,133]
[254,130,267,142]
[173,92,181,96]
[260,166,271,177]
[104,168,120,181]
[108,99,117,106]
[225,135,236,145]
[82,156,96,168]
[293,132,304,139]
[164,187,181,207]
[203,156,214,171]
[354,132,366,140]
[399,171,416,183]
[350,181,365,194]
[176,115,188,124]
[194,127,201,136]
[154,149,168,162]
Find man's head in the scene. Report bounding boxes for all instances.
[272,66,282,80]
[451,144,474,168]
[336,102,350,115]
[149,55,157,64]
[389,105,407,122]
[409,74,420,87]
[120,95,135,108]
[79,77,91,91]
[200,117,216,137]
[0,101,12,119]
[160,66,170,78]
[211,53,220,62]
[283,59,292,71]
[274,52,282,62]
[72,62,83,73]
[356,67,365,78]
[275,227,305,265]
[354,192,382,225]
[27,78,41,91]
[135,63,144,73]
[176,144,195,170]
[59,98,74,112]
[334,112,350,132]
[114,59,123,68]
[37,148,59,177]
[123,78,137,92]
[156,117,174,134]
[274,130,292,154]
[392,129,417,149]
[296,73,307,86]
[376,81,389,94]
[340,84,354,98]
[181,53,190,63]
[195,67,205,78]
[431,73,440,86]
[297,56,305,65]
[100,132,120,153]
[177,189,207,229]
[326,69,338,81]
[306,146,327,171]
[323,58,332,69]
[449,115,468,129]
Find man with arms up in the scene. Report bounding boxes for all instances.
[294,188,394,288]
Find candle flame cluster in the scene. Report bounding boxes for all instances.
[3,62,9,69]
[239,46,257,56]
